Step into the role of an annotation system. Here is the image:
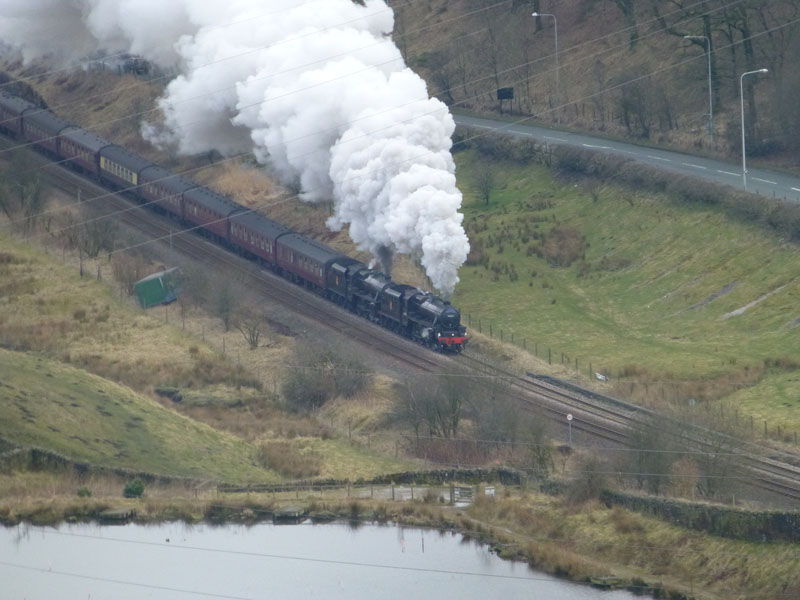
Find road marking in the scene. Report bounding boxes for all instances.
[647,155,671,162]
[752,177,777,185]
[681,163,707,170]
[582,143,610,149]
[717,170,739,176]
[792,187,800,192]
[544,135,567,142]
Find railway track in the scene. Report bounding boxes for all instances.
[10,136,800,507]
[44,164,444,376]
[461,352,800,504]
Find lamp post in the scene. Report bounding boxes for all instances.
[532,12,559,124]
[684,35,713,144]
[740,68,768,190]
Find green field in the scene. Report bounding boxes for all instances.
[453,152,800,433]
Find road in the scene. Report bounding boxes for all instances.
[454,113,800,202]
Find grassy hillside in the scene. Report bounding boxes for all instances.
[0,230,414,481]
[453,150,800,436]
[0,347,275,482]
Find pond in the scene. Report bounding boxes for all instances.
[1,520,644,599]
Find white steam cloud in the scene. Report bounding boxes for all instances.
[0,0,469,295]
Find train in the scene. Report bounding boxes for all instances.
[0,91,468,353]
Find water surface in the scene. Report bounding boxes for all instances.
[1,521,642,599]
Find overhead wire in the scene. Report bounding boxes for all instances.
[20,12,795,270]
[0,0,774,241]
[0,0,511,139]
[0,2,795,469]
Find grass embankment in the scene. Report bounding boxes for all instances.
[453,151,800,436]
[463,491,799,600]
[0,231,412,481]
[0,348,271,482]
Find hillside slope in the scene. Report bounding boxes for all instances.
[395,0,800,169]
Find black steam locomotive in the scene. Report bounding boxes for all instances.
[0,91,468,352]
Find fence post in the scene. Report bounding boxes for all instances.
[490,324,493,338]
[548,348,551,364]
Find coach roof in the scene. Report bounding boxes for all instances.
[0,92,37,116]
[140,164,197,194]
[183,185,244,216]
[60,127,113,153]
[277,232,344,264]
[99,145,154,173]
[230,210,291,240]
[22,107,73,135]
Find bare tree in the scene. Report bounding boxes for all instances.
[473,162,496,206]
[111,252,150,295]
[79,213,118,259]
[425,49,456,106]
[623,415,680,495]
[235,308,263,350]
[470,380,553,475]
[212,277,237,332]
[0,154,47,234]
[282,342,370,412]
[610,0,639,49]
[399,374,471,440]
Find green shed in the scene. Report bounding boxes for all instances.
[133,267,182,309]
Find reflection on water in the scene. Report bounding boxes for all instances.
[1,521,642,600]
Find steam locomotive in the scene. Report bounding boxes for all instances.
[0,91,468,352]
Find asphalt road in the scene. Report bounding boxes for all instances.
[454,113,800,202]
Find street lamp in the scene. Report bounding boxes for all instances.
[532,12,559,125]
[740,68,768,190]
[684,35,713,144]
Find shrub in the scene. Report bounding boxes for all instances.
[123,478,145,498]
[76,487,92,498]
[282,344,370,412]
[254,441,322,479]
[567,457,608,504]
[542,226,586,267]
